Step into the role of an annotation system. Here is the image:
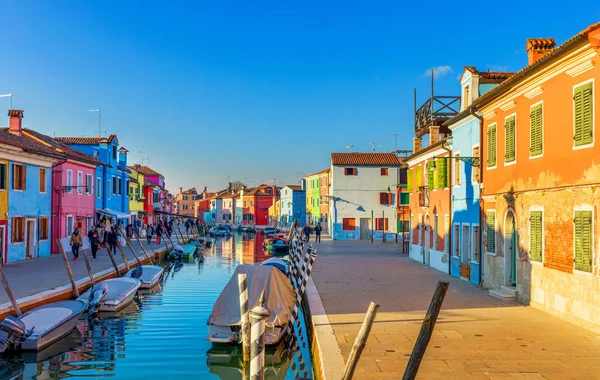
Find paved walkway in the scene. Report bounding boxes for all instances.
[311,238,600,379]
[0,235,189,307]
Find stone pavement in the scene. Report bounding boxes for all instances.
[0,235,185,306]
[311,239,600,379]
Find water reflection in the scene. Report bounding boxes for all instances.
[0,232,312,379]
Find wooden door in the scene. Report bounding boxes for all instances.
[359,218,371,240]
[26,220,35,259]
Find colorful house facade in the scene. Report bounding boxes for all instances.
[319,169,330,231]
[304,170,324,225]
[56,135,130,224]
[280,185,306,227]
[128,167,145,228]
[444,67,512,284]
[241,185,278,226]
[466,25,600,330]
[175,187,198,217]
[328,153,399,240]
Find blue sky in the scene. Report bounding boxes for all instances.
[1,1,598,193]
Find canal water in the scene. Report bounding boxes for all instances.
[0,232,313,379]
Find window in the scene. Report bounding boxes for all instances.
[530,103,543,156]
[107,179,111,199]
[530,211,543,262]
[437,159,448,188]
[244,201,247,207]
[38,217,48,240]
[344,168,357,176]
[487,124,497,167]
[463,85,470,108]
[574,210,592,272]
[380,168,389,176]
[444,215,450,253]
[486,211,496,253]
[66,216,74,236]
[112,176,117,194]
[473,226,481,263]
[11,217,24,243]
[13,164,26,190]
[433,215,438,250]
[342,218,356,231]
[117,177,122,195]
[426,162,434,189]
[126,180,129,195]
[573,81,593,147]
[86,217,93,233]
[96,177,101,199]
[472,147,480,182]
[375,218,388,231]
[112,145,117,160]
[454,154,461,186]
[407,168,413,192]
[183,205,188,210]
[250,201,254,208]
[38,168,46,193]
[379,192,392,205]
[453,224,460,257]
[86,174,92,195]
[66,170,73,193]
[505,115,516,163]
[416,165,422,188]
[0,163,6,190]
[77,171,83,194]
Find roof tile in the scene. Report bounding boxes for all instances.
[55,134,118,145]
[331,153,400,166]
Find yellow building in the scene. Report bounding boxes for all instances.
[128,167,145,226]
[268,196,281,226]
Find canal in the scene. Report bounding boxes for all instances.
[0,232,314,379]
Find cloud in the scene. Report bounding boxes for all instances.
[423,65,453,79]
[486,64,509,72]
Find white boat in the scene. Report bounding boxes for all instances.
[207,265,295,346]
[78,277,141,313]
[124,265,164,289]
[0,300,87,353]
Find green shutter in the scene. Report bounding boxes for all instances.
[530,104,543,156]
[486,212,495,253]
[574,211,592,272]
[426,162,434,190]
[574,82,593,146]
[400,193,409,205]
[437,159,447,188]
[530,211,542,262]
[487,125,497,167]
[416,165,422,188]
[407,168,413,192]
[505,116,516,162]
[432,160,439,188]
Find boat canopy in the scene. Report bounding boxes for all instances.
[208,265,295,328]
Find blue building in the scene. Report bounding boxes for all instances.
[279,185,306,227]
[445,66,511,285]
[1,111,57,263]
[56,135,130,224]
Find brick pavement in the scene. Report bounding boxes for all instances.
[311,238,600,379]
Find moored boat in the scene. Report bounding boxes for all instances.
[0,300,87,353]
[263,237,290,252]
[124,265,164,289]
[168,243,198,260]
[78,277,141,313]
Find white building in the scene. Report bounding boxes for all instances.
[328,153,400,240]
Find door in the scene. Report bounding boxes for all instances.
[26,221,36,259]
[359,218,371,240]
[424,215,430,265]
[0,226,4,265]
[504,212,517,286]
[460,226,471,279]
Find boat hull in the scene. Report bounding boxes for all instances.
[20,300,87,351]
[79,278,141,312]
[125,265,164,289]
[207,324,288,346]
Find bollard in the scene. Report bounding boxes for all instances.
[250,292,270,380]
[238,273,250,364]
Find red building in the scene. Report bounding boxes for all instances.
[241,185,279,226]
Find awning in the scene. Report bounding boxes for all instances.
[96,208,131,220]
[155,210,198,219]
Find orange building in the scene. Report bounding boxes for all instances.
[174,187,198,217]
[462,23,600,330]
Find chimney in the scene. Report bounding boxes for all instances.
[118,147,128,166]
[179,187,183,195]
[526,38,556,65]
[227,182,232,193]
[429,126,440,145]
[413,137,422,154]
[8,110,24,137]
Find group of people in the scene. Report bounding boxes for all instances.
[302,222,323,243]
[69,216,203,261]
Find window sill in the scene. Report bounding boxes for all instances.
[11,242,24,245]
[530,260,543,268]
[486,165,497,170]
[529,153,544,160]
[486,251,497,256]
[573,269,593,277]
[503,160,517,167]
[573,142,594,151]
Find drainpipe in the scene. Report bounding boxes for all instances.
[470,106,484,287]
[440,140,452,275]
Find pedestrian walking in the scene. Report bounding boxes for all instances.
[70,227,82,261]
[156,223,163,244]
[108,227,118,255]
[315,223,322,243]
[89,229,101,260]
[146,224,154,245]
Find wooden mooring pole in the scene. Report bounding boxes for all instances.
[342,302,380,380]
[0,265,22,316]
[116,240,131,272]
[133,231,154,264]
[238,273,250,364]
[56,239,80,297]
[81,250,95,286]
[106,243,121,277]
[403,281,450,380]
[118,228,144,266]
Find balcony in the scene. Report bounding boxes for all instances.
[418,186,430,207]
[414,96,460,138]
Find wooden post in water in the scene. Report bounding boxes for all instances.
[342,302,380,380]
[118,228,143,266]
[0,265,22,316]
[172,224,182,244]
[238,273,250,364]
[133,231,154,264]
[403,281,450,380]
[116,240,131,272]
[81,250,95,286]
[250,291,269,380]
[56,239,80,297]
